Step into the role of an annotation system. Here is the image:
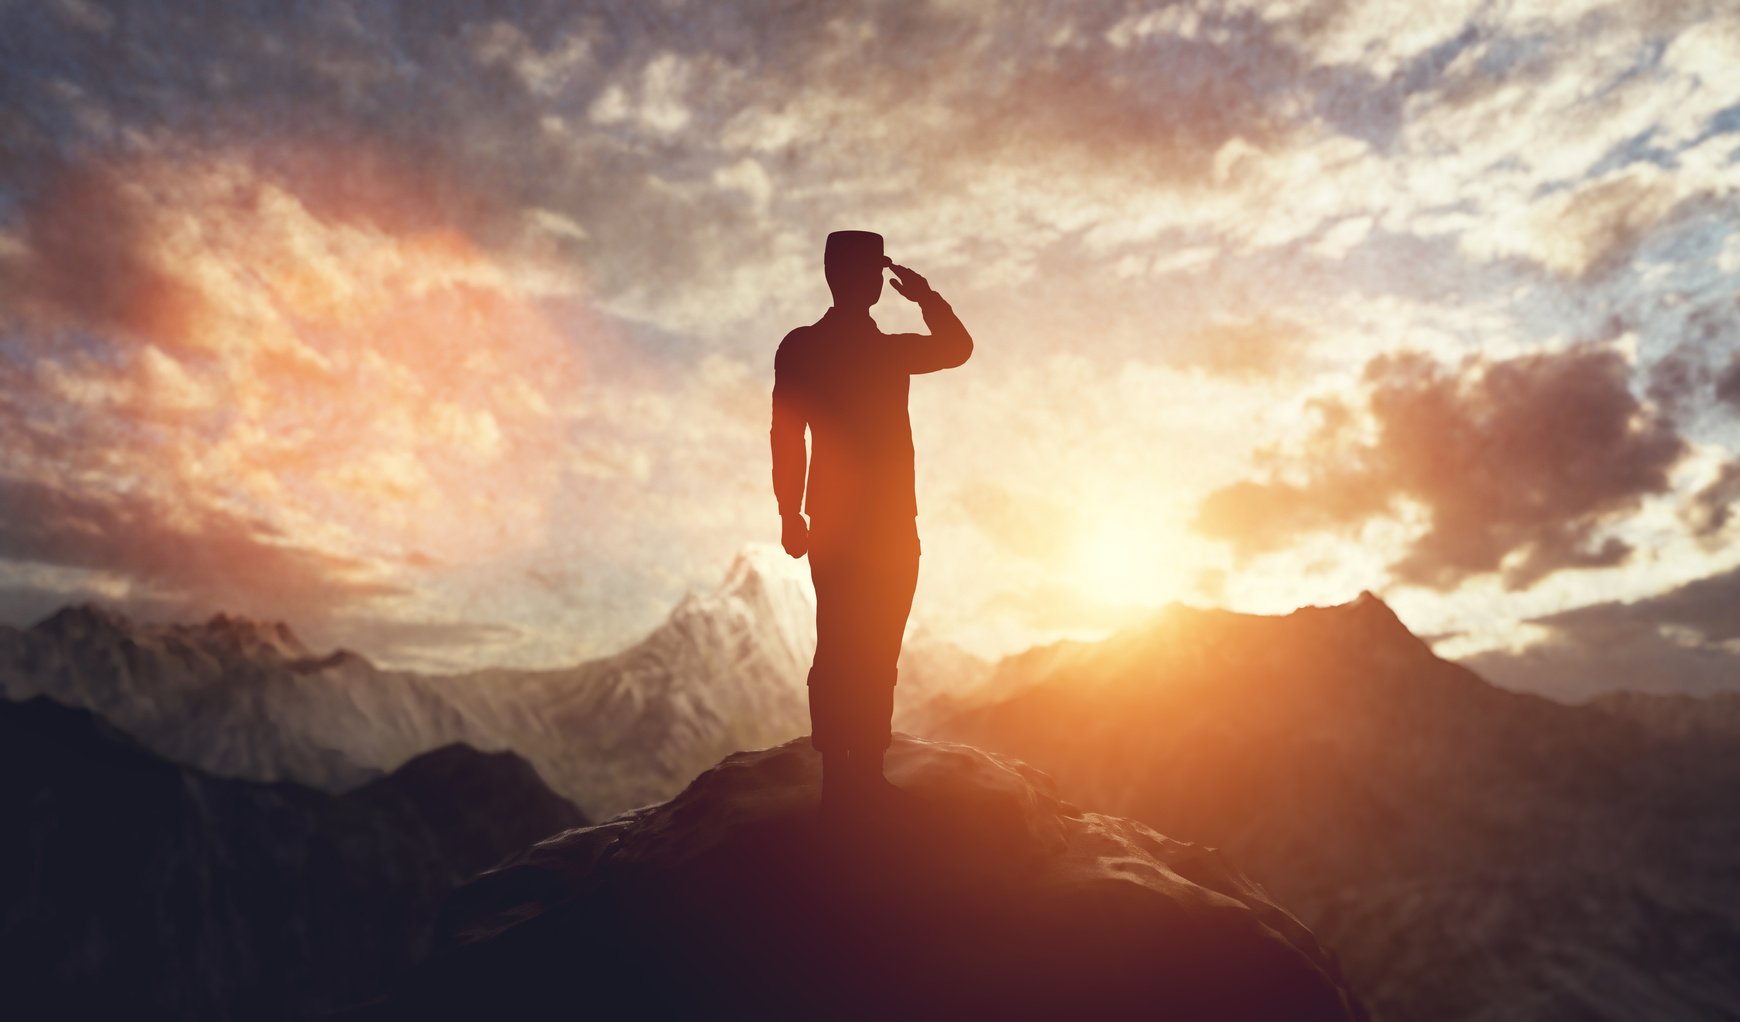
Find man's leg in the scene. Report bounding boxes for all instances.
[807,518,849,759]
[846,517,921,771]
[803,518,870,814]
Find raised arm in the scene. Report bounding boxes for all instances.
[885,264,973,374]
[770,331,810,556]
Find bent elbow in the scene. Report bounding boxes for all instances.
[951,333,974,368]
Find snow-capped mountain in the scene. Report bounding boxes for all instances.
[0,544,987,817]
[0,603,485,792]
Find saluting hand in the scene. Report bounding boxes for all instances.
[888,264,934,303]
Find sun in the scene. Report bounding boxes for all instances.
[1066,516,1174,610]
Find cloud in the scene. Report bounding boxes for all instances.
[3,0,1740,670]
[1643,293,1740,425]
[1502,166,1691,279]
[1647,345,1715,422]
[309,614,526,671]
[462,17,598,98]
[1273,0,1484,78]
[1718,353,1740,411]
[1461,562,1740,698]
[0,477,401,624]
[978,581,1154,635]
[0,138,593,642]
[1,158,205,347]
[588,51,694,134]
[1194,344,1687,591]
[954,481,1074,562]
[1391,4,1739,295]
[1167,316,1316,379]
[1683,460,1740,540]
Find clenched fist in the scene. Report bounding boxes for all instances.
[780,513,809,558]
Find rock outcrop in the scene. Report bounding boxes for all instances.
[384,734,1367,1021]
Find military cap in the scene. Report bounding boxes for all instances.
[825,230,893,270]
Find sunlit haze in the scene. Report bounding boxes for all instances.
[2,1,1738,693]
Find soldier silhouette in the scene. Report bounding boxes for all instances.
[771,230,973,808]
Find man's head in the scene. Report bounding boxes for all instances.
[824,230,892,310]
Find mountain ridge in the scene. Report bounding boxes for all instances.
[7,571,1738,1019]
[931,589,1740,1021]
[0,547,988,817]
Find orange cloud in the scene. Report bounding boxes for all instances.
[0,141,594,622]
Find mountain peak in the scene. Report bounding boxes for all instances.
[1288,589,1428,653]
[663,542,813,636]
[187,611,309,660]
[717,542,809,598]
[33,601,136,639]
[1348,588,1400,622]
[29,603,311,660]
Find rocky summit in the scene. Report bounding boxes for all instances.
[380,734,1367,1022]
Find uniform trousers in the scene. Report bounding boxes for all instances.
[805,513,921,755]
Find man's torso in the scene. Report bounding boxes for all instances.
[779,311,917,519]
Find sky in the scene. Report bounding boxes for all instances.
[0,0,1736,696]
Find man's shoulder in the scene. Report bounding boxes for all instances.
[774,322,823,367]
[777,324,816,346]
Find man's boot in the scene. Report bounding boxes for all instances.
[855,745,885,783]
[820,749,852,815]
[850,745,907,810]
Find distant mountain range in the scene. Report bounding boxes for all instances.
[6,554,1739,1020]
[0,544,989,818]
[930,593,1740,1021]
[0,696,584,1021]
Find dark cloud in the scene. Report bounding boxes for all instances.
[1,1,587,258]
[1717,353,1740,411]
[0,586,65,626]
[0,475,402,629]
[0,581,273,639]
[1646,346,1709,421]
[1547,565,1740,645]
[1194,345,1687,590]
[0,155,213,353]
[1646,298,1740,423]
[1461,564,1740,699]
[1684,461,1740,539]
[0,0,1322,337]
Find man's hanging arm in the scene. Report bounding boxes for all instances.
[887,264,973,373]
[770,334,810,557]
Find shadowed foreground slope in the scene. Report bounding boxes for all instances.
[0,696,586,1021]
[380,734,1367,1021]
